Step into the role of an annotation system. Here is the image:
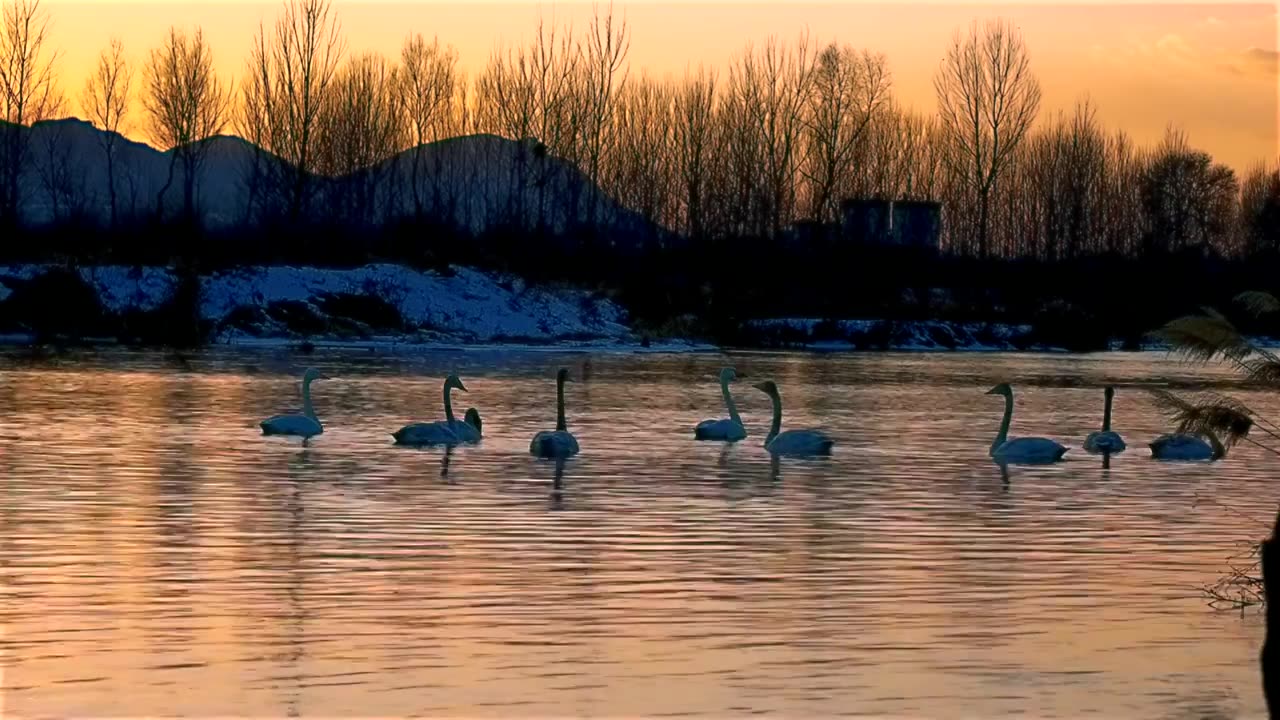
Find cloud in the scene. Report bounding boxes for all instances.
[1242,47,1280,74]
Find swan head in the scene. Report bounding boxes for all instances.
[985,383,1012,397]
[302,368,329,382]
[445,373,468,392]
[752,380,780,398]
[464,407,482,433]
[557,368,573,384]
[1104,385,1115,398]
[719,367,738,384]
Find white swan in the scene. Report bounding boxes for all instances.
[1083,386,1127,454]
[695,367,747,442]
[530,368,580,458]
[260,368,329,443]
[392,373,479,446]
[751,380,834,457]
[1150,432,1225,461]
[986,383,1068,464]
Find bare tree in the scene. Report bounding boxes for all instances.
[804,43,890,222]
[242,0,345,222]
[727,33,817,237]
[1240,160,1280,256]
[671,65,717,239]
[605,74,672,231]
[578,2,629,227]
[0,0,62,227]
[474,19,581,230]
[142,26,231,222]
[934,18,1041,257]
[396,33,458,219]
[316,52,404,225]
[81,37,131,227]
[1140,128,1239,257]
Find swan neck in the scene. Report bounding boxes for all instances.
[302,377,317,421]
[721,377,742,425]
[555,375,567,432]
[443,381,456,422]
[992,392,1012,456]
[766,391,782,445]
[1209,432,1225,459]
[1102,392,1112,432]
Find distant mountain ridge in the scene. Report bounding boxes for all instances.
[11,118,665,245]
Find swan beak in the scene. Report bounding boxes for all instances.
[318,373,331,380]
[457,381,469,392]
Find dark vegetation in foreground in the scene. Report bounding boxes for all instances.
[7,218,1280,352]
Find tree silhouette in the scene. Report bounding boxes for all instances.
[142,26,231,223]
[81,37,132,227]
[242,0,344,223]
[934,18,1041,258]
[0,0,62,228]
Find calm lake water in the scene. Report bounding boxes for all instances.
[0,347,1274,718]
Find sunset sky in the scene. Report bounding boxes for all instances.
[38,1,1279,172]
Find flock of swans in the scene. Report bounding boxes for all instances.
[260,366,1226,464]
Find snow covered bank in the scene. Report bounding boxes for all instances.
[0,263,664,348]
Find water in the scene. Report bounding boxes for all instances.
[0,347,1271,718]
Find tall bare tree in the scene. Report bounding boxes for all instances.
[242,0,344,222]
[396,33,458,219]
[672,65,717,239]
[316,52,404,225]
[934,18,1041,258]
[728,33,817,237]
[0,0,62,227]
[804,44,890,222]
[578,2,629,227]
[143,26,231,222]
[81,37,131,227]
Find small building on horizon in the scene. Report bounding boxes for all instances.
[837,198,942,250]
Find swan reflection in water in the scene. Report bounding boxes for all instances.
[549,457,568,510]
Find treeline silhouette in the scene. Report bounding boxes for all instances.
[0,0,1278,346]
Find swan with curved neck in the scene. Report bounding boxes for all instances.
[751,379,833,457]
[695,367,748,442]
[1084,386,1126,454]
[986,383,1067,464]
[393,373,479,446]
[530,368,580,458]
[261,368,329,443]
[1149,431,1225,461]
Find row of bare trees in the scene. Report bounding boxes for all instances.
[3,0,1277,260]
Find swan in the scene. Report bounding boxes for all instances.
[986,383,1068,464]
[751,380,834,457]
[463,407,482,437]
[1149,432,1225,461]
[530,368,580,458]
[260,368,330,443]
[695,367,748,442]
[392,373,479,446]
[1083,386,1127,454]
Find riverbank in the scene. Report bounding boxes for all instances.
[0,262,1268,353]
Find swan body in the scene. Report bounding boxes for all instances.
[261,368,329,441]
[1083,386,1127,454]
[695,367,747,442]
[1150,433,1224,461]
[986,383,1067,464]
[752,380,834,457]
[530,368,580,458]
[393,373,480,446]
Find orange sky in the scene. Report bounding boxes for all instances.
[39,1,1279,172]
